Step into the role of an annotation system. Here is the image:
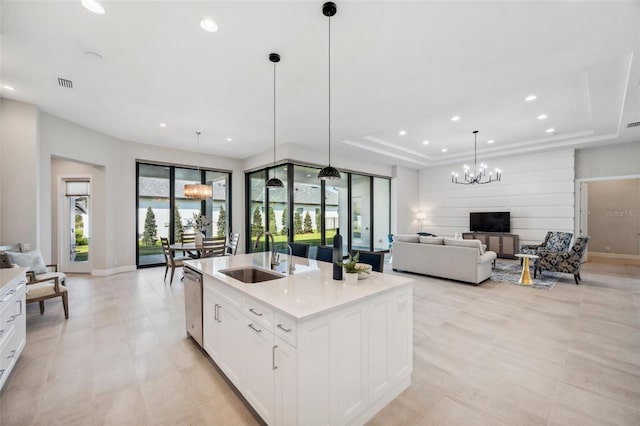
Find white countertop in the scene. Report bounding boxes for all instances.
[185,253,413,321]
[1,267,27,290]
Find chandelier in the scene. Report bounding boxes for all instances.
[184,131,213,200]
[451,131,502,185]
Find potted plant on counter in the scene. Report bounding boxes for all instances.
[337,252,371,284]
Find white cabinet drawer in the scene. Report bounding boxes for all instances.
[242,296,274,331]
[204,279,242,310]
[274,312,297,347]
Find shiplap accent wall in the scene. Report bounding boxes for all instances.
[418,149,575,246]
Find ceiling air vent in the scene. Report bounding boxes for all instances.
[627,121,640,128]
[57,78,73,88]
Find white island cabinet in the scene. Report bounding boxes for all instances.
[0,267,27,391]
[187,253,413,426]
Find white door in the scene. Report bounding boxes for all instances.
[61,179,91,273]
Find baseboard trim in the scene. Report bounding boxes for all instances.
[589,252,640,260]
[91,265,137,276]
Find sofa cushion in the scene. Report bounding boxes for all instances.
[444,238,485,254]
[394,234,420,243]
[419,236,444,245]
[6,249,48,274]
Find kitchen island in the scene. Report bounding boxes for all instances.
[185,252,413,426]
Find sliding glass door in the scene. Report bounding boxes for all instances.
[137,162,231,267]
[246,163,390,256]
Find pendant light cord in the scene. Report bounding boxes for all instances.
[196,131,201,173]
[273,61,277,167]
[328,15,332,166]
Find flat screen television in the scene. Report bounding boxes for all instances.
[469,212,510,233]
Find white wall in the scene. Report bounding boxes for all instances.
[36,112,245,274]
[391,166,420,235]
[575,141,640,179]
[0,99,40,249]
[418,149,575,246]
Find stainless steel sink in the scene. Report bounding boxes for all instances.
[219,267,284,284]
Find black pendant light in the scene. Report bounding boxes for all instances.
[266,52,284,188]
[318,1,341,180]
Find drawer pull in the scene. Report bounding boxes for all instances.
[6,289,16,295]
[248,308,263,317]
[272,345,278,370]
[248,323,262,333]
[0,369,4,380]
[16,300,23,317]
[276,324,292,333]
[215,304,221,323]
[0,329,3,338]
[7,350,16,359]
[6,315,16,323]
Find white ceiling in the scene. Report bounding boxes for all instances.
[2,1,639,169]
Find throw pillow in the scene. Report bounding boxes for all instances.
[443,238,484,254]
[419,236,444,245]
[0,252,13,269]
[6,249,48,274]
[394,234,420,243]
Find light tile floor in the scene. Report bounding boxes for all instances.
[1,257,638,425]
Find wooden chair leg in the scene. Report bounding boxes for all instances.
[62,292,69,319]
[39,300,45,315]
[574,274,580,285]
[164,264,169,281]
[169,266,175,285]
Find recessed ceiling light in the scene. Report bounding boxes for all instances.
[398,130,406,136]
[422,140,430,145]
[2,85,15,91]
[487,139,495,144]
[537,114,547,120]
[81,0,105,14]
[200,18,218,32]
[226,137,233,142]
[525,94,537,102]
[545,128,555,133]
[450,116,461,122]
[159,123,167,128]
[441,148,448,153]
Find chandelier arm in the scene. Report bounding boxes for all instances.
[328,15,331,166]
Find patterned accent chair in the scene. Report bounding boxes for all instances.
[520,231,573,263]
[534,236,590,285]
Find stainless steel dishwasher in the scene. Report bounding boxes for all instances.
[183,266,203,347]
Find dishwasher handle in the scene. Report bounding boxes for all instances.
[184,267,202,282]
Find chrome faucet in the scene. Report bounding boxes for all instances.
[285,244,296,274]
[254,231,279,268]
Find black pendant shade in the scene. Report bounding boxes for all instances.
[318,2,341,181]
[266,52,284,189]
[266,176,284,188]
[318,166,341,180]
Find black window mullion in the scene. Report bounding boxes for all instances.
[369,175,374,251]
[135,162,140,267]
[347,173,352,253]
[320,179,326,246]
[169,167,176,243]
[288,164,294,244]
[265,170,271,252]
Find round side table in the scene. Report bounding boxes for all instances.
[514,254,539,285]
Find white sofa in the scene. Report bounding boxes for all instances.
[392,235,497,285]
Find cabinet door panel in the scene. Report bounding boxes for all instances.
[488,235,501,253]
[203,296,223,362]
[368,296,390,401]
[338,304,368,424]
[275,340,297,426]
[502,235,517,256]
[298,316,338,426]
[244,324,275,425]
[390,289,412,381]
[218,304,246,389]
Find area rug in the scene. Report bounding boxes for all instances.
[491,261,561,290]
